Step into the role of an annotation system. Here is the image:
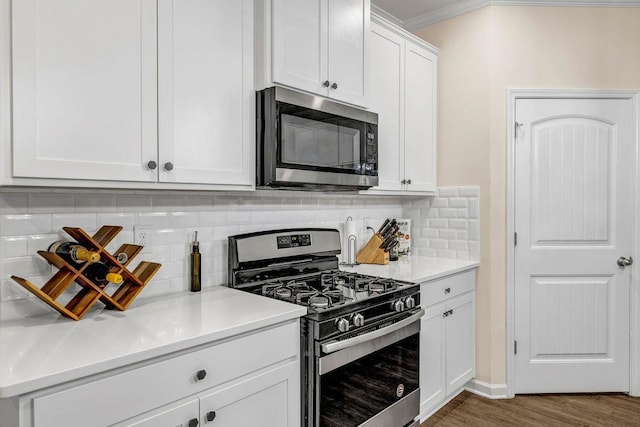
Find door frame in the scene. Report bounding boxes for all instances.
[506,89,640,398]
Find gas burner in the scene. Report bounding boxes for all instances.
[262,280,312,301]
[296,289,344,310]
[365,278,398,294]
[320,272,350,288]
[308,294,331,309]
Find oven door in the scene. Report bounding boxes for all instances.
[316,309,423,427]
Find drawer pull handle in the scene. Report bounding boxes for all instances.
[444,287,451,294]
[188,418,199,427]
[206,411,217,422]
[196,369,207,381]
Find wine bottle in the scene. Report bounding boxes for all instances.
[48,241,100,267]
[83,262,123,286]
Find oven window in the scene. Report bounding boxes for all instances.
[319,333,419,427]
[280,114,362,172]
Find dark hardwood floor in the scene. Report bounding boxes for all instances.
[421,391,640,426]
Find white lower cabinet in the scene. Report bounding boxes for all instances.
[17,321,300,427]
[120,362,298,427]
[420,270,476,421]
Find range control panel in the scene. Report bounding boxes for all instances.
[277,234,311,249]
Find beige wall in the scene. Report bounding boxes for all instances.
[415,6,640,385]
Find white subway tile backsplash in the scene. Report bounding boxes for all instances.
[1,237,28,258]
[76,194,117,213]
[0,190,418,320]
[169,212,200,228]
[404,186,480,262]
[0,193,28,214]
[459,187,480,197]
[439,208,457,218]
[136,212,171,228]
[429,218,448,229]
[449,219,468,230]
[438,188,458,197]
[469,219,480,241]
[52,213,97,232]
[1,214,52,236]
[468,198,479,219]
[28,193,75,214]
[438,229,458,240]
[116,195,153,213]
[97,213,136,229]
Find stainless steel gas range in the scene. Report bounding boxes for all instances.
[228,228,423,427]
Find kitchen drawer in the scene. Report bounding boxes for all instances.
[31,321,298,427]
[420,270,475,307]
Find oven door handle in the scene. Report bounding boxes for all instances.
[321,308,425,354]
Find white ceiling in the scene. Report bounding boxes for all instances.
[372,0,640,30]
[371,0,462,21]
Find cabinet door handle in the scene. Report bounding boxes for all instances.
[449,309,453,316]
[323,80,330,87]
[206,411,217,422]
[188,418,199,427]
[195,369,207,381]
[443,311,448,318]
[406,179,412,184]
[444,287,451,294]
[147,160,157,170]
[331,82,338,89]
[401,179,407,184]
[164,162,174,171]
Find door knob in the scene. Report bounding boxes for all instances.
[164,162,174,171]
[331,82,338,89]
[617,256,633,267]
[323,80,330,87]
[146,160,157,170]
[406,179,412,184]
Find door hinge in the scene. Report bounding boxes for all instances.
[514,340,518,355]
[514,232,518,246]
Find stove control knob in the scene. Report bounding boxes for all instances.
[336,318,350,333]
[404,296,416,309]
[352,313,365,327]
[393,299,405,312]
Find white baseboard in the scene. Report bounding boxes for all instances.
[464,379,509,399]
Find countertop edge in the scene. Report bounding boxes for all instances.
[411,261,480,283]
[0,305,307,399]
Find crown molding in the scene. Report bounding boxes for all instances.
[402,0,640,31]
[370,4,404,27]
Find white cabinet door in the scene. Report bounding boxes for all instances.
[326,0,368,106]
[404,40,437,193]
[420,301,446,417]
[199,362,299,427]
[368,22,403,192]
[158,0,253,186]
[271,0,368,106]
[126,399,199,427]
[12,0,158,182]
[445,292,475,393]
[272,0,326,96]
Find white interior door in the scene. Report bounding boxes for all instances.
[514,97,634,393]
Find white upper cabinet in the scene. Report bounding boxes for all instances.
[265,0,369,107]
[158,0,253,186]
[364,16,438,195]
[404,40,437,193]
[12,0,158,182]
[9,0,254,190]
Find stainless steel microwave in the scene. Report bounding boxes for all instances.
[256,87,378,191]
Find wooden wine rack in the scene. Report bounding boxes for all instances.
[10,225,162,321]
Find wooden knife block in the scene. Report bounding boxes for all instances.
[356,233,389,265]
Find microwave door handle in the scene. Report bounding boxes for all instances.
[321,309,425,354]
